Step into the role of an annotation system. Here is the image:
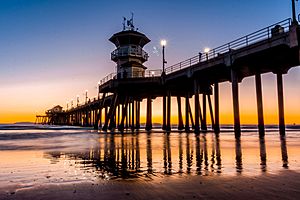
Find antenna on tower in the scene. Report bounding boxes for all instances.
[131,12,134,29]
[122,12,137,31]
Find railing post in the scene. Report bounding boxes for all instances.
[198,53,202,63]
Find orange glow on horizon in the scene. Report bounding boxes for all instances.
[1,68,299,125]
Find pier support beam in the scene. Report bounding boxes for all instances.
[177,96,184,130]
[131,101,135,131]
[188,100,195,129]
[118,97,129,132]
[104,107,108,127]
[117,105,120,128]
[214,82,220,133]
[194,80,200,133]
[85,109,89,127]
[128,101,131,128]
[276,73,285,135]
[135,101,140,129]
[103,93,118,131]
[185,94,190,131]
[255,73,265,137]
[208,94,215,130]
[166,91,171,131]
[145,96,152,131]
[201,94,207,131]
[231,69,241,137]
[162,95,167,130]
[93,109,98,130]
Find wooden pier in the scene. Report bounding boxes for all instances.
[38,16,300,137]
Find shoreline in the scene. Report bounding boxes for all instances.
[1,170,299,200]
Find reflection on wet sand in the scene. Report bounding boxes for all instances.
[235,138,243,174]
[44,132,290,179]
[259,137,267,172]
[280,135,288,168]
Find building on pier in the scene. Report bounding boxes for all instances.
[110,15,150,78]
[35,105,66,125]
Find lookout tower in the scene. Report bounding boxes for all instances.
[109,15,150,78]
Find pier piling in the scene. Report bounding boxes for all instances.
[214,83,220,133]
[231,69,241,137]
[146,96,152,131]
[276,73,286,135]
[194,80,200,133]
[177,96,184,130]
[185,94,190,132]
[166,91,171,131]
[255,73,265,137]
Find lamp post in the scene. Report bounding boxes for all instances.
[85,90,88,103]
[204,48,210,61]
[71,99,73,108]
[97,81,100,99]
[292,0,298,25]
[76,95,79,106]
[161,40,167,75]
[66,101,69,111]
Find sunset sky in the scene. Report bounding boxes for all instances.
[0,0,299,124]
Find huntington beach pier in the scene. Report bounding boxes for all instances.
[37,8,300,138]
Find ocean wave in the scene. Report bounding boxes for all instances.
[0,123,92,131]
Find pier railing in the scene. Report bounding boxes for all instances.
[99,19,291,84]
[165,18,291,74]
[99,69,163,85]
[99,73,116,85]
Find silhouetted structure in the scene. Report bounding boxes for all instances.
[36,105,66,125]
[46,15,300,137]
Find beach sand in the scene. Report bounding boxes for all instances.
[1,170,299,200]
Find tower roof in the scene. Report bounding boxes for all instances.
[109,30,150,48]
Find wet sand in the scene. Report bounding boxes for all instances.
[1,126,300,199]
[1,170,299,200]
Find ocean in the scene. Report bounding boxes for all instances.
[0,123,300,192]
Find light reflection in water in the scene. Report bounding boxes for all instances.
[280,135,288,168]
[235,138,243,174]
[259,137,267,172]
[43,132,290,180]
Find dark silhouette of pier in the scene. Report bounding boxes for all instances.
[38,11,300,138]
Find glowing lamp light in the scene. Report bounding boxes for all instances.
[160,40,167,46]
[151,71,155,75]
[204,48,210,53]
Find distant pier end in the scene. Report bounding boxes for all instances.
[36,105,66,125]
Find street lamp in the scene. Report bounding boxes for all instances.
[161,40,167,75]
[71,99,73,108]
[85,90,88,103]
[76,95,80,106]
[204,47,210,60]
[97,81,100,99]
[66,101,69,111]
[292,0,298,25]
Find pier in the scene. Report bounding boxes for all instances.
[38,16,300,137]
